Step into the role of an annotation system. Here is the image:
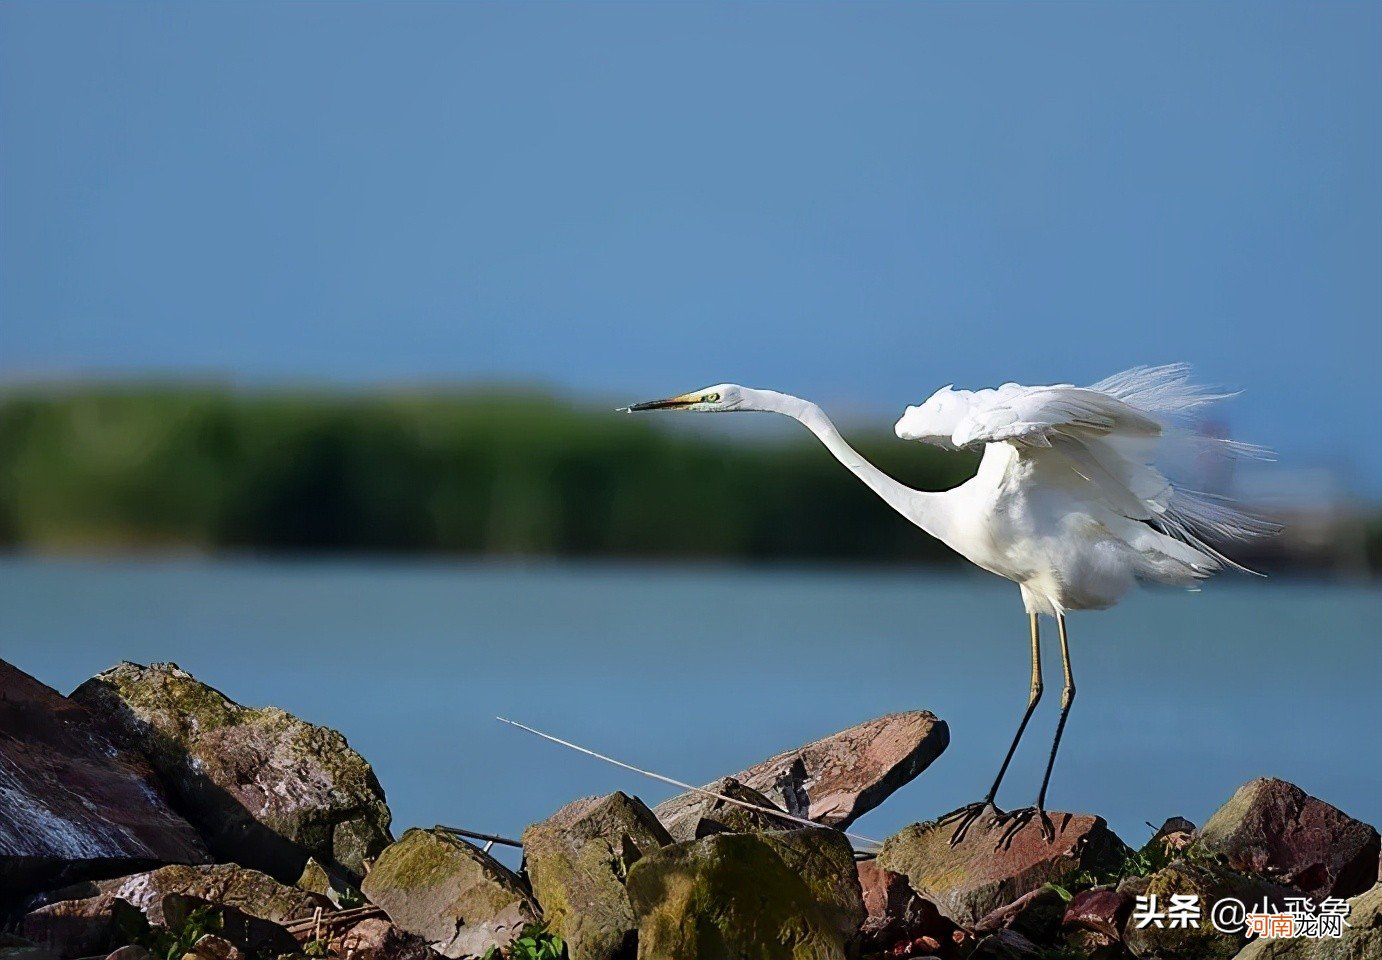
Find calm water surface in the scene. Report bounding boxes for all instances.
[2,556,1377,859]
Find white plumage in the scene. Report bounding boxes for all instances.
[624,364,1276,832]
[891,363,1275,615]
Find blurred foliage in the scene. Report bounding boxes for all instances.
[0,385,979,563]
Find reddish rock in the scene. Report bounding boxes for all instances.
[0,660,209,901]
[1061,888,1131,942]
[972,886,1066,943]
[970,927,1041,959]
[1197,778,1380,899]
[335,918,437,960]
[876,812,1127,926]
[885,934,943,958]
[653,711,949,830]
[856,859,955,953]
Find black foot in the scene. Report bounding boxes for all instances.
[993,805,1055,848]
[938,801,1001,846]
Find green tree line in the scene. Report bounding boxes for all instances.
[0,385,979,562]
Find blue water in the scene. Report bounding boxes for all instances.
[1,556,1377,862]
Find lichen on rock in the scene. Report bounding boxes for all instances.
[522,792,672,960]
[625,826,865,960]
[70,661,393,883]
[360,828,538,960]
[877,812,1128,927]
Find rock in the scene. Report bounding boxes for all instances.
[295,857,357,907]
[624,827,865,960]
[876,812,1128,926]
[105,947,154,960]
[335,918,438,960]
[1196,778,1380,900]
[855,858,954,954]
[0,935,57,960]
[652,711,948,831]
[1061,887,1131,943]
[104,863,331,927]
[1232,881,1382,960]
[180,934,242,960]
[0,660,210,902]
[360,828,538,959]
[1118,859,1292,960]
[71,661,392,883]
[522,792,672,960]
[22,863,327,960]
[972,886,1067,943]
[1145,817,1196,860]
[655,778,798,842]
[970,928,1041,959]
[295,858,335,899]
[21,891,121,958]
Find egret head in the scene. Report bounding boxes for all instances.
[619,383,748,413]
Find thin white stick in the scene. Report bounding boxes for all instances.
[496,716,881,848]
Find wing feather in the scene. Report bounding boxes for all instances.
[895,366,1278,573]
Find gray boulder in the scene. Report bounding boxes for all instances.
[653,711,948,831]
[655,778,797,842]
[625,827,865,960]
[360,828,538,959]
[522,793,671,960]
[71,661,392,883]
[0,660,209,902]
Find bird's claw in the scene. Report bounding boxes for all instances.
[938,801,1001,846]
[991,805,1056,848]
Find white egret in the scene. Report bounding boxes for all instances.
[622,364,1275,844]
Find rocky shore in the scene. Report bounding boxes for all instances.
[2,658,1378,960]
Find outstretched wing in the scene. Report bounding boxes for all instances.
[895,365,1277,570]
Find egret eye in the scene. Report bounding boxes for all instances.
[704,393,720,403]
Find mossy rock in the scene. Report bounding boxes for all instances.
[1118,859,1294,960]
[23,863,327,959]
[625,826,864,960]
[522,792,672,960]
[1232,881,1382,959]
[360,828,538,959]
[71,661,393,882]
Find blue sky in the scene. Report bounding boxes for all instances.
[2,3,1378,487]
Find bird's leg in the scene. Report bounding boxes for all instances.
[942,614,1043,845]
[997,613,1075,847]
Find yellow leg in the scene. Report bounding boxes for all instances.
[1036,613,1077,812]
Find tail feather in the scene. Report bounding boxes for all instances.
[1090,364,1279,574]
[1090,363,1238,419]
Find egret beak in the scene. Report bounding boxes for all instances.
[617,393,700,413]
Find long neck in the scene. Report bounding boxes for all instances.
[751,390,947,539]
